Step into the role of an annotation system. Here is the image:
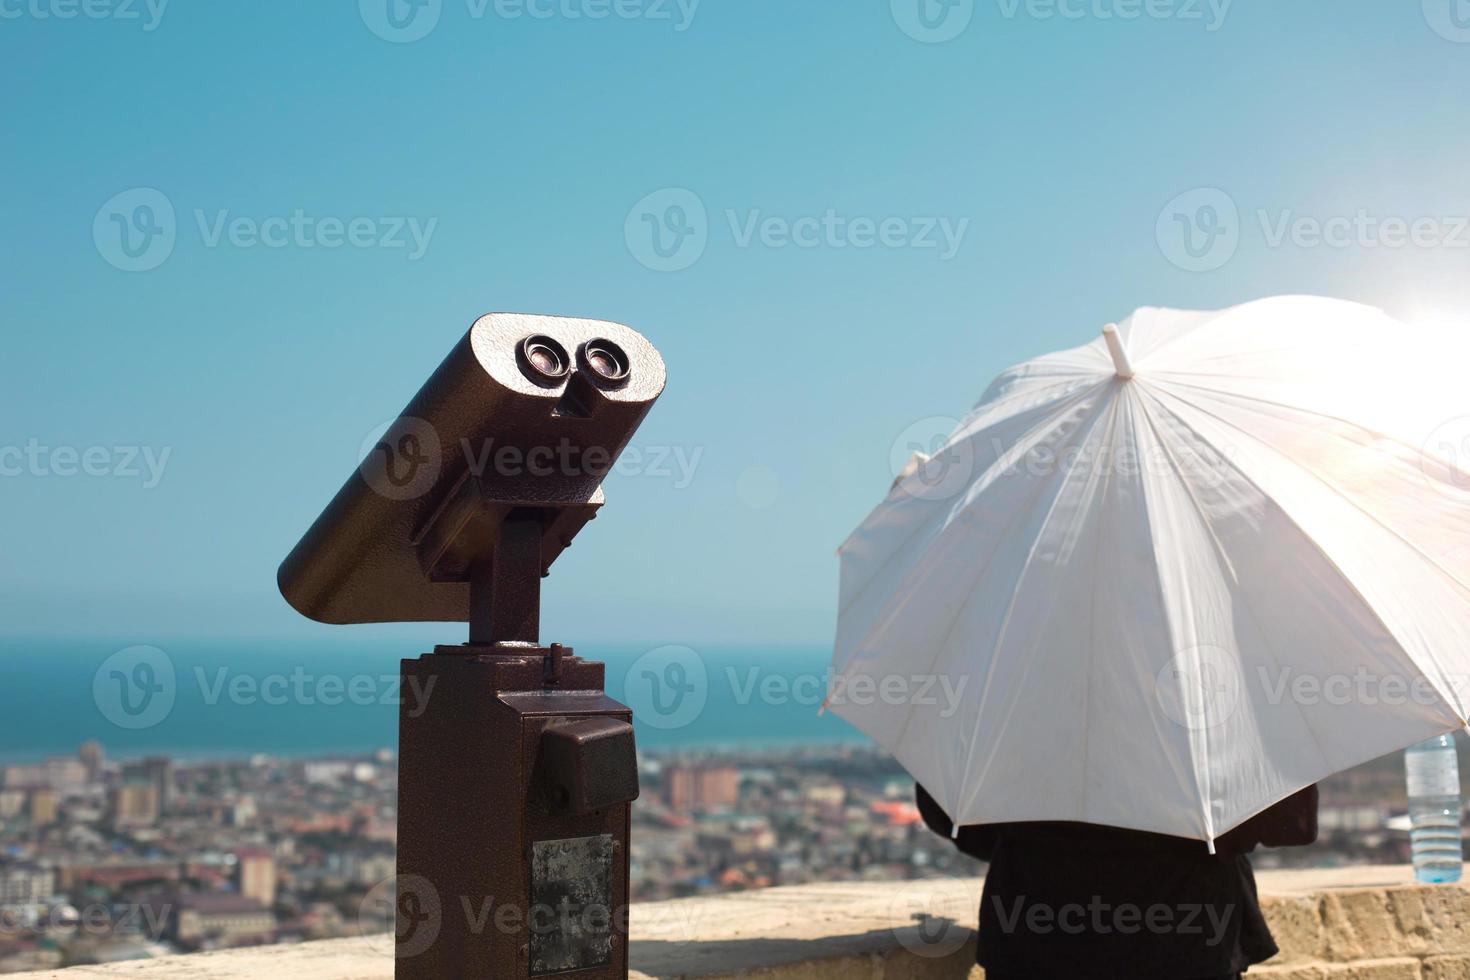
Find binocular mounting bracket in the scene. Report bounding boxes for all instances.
[413,470,603,646]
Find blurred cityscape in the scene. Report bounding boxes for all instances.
[0,739,1447,972]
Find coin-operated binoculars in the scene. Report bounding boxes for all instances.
[279,313,666,978]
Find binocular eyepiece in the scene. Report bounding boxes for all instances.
[518,335,630,388]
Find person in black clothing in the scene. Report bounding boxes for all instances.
[916,783,1318,980]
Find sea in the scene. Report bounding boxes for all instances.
[0,638,867,763]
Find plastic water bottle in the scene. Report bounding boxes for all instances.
[1405,734,1464,884]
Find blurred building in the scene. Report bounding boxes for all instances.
[57,859,181,891]
[229,795,257,827]
[302,761,352,785]
[665,767,740,811]
[0,790,24,819]
[110,782,160,828]
[696,820,778,860]
[123,757,175,813]
[235,850,277,908]
[2,759,87,792]
[163,893,275,948]
[0,862,54,904]
[329,849,396,887]
[26,789,58,828]
[78,740,105,781]
[803,784,846,809]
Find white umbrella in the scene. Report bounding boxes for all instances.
[832,295,1470,847]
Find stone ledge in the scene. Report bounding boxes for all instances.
[15,865,1469,979]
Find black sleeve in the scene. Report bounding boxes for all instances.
[916,783,998,863]
[1216,784,1319,855]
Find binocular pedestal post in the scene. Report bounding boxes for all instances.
[395,511,639,979]
[469,511,543,646]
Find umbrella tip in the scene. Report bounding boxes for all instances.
[1101,323,1135,380]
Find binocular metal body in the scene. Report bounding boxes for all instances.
[279,313,666,978]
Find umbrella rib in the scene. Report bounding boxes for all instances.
[942,377,1116,488]
[950,391,1118,823]
[883,391,1114,812]
[836,384,1115,819]
[1145,339,1375,374]
[1146,381,1470,725]
[1134,383,1336,798]
[1076,393,1125,825]
[1127,388,1219,845]
[1143,372,1470,491]
[966,372,1111,418]
[1150,380,1470,609]
[1132,385,1239,582]
[836,382,1108,625]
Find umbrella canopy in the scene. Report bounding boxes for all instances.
[832,296,1470,845]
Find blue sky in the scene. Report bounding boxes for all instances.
[3,0,1469,650]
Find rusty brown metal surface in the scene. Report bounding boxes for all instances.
[468,511,543,645]
[395,648,634,980]
[277,313,667,626]
[537,717,640,817]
